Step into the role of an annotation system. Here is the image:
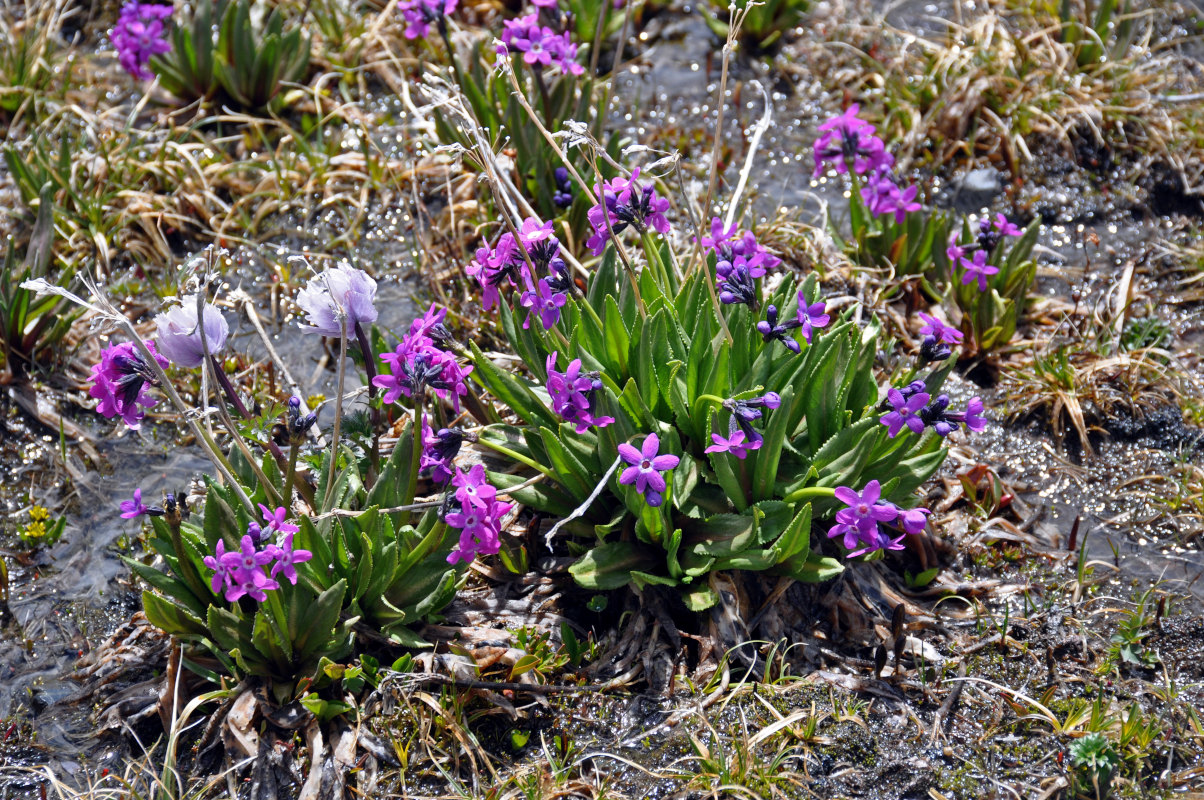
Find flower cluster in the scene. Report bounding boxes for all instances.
[276,395,319,446]
[469,217,571,330]
[946,213,1021,291]
[812,105,893,178]
[90,340,170,429]
[399,0,457,39]
[827,480,930,557]
[202,506,312,603]
[154,297,229,369]
[445,465,511,564]
[498,13,584,75]
[860,170,922,224]
[880,381,987,438]
[296,264,379,338]
[552,167,574,208]
[618,434,679,507]
[546,351,615,433]
[375,304,472,412]
[705,392,780,458]
[111,0,173,81]
[585,168,671,255]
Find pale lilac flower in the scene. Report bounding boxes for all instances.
[154,297,229,368]
[617,434,679,507]
[296,264,379,337]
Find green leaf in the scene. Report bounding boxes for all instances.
[569,542,658,590]
[469,341,558,429]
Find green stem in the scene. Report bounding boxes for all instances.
[321,320,349,512]
[782,485,837,504]
[354,321,381,475]
[283,441,299,511]
[404,396,423,512]
[475,435,556,479]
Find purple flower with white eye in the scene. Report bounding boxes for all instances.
[519,278,568,330]
[452,464,498,510]
[111,1,173,81]
[218,534,279,602]
[705,428,761,459]
[881,387,930,437]
[756,304,802,353]
[399,0,457,39]
[121,488,149,519]
[296,264,379,338]
[833,480,899,532]
[90,340,170,429]
[617,434,680,507]
[154,297,229,368]
[445,497,510,565]
[796,297,830,344]
[584,168,671,255]
[267,532,311,585]
[959,250,999,291]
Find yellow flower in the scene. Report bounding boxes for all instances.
[23,521,47,539]
[28,505,50,522]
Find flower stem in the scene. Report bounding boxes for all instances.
[404,396,423,512]
[321,320,349,512]
[354,321,381,475]
[283,441,299,512]
[475,437,556,480]
[782,485,837,504]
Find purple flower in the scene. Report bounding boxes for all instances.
[154,297,229,368]
[917,312,963,345]
[545,351,614,433]
[296,264,379,337]
[553,168,574,207]
[716,255,763,306]
[699,217,738,253]
[399,0,457,39]
[466,233,525,312]
[120,488,149,519]
[452,464,498,510]
[89,340,170,429]
[218,534,279,602]
[618,433,680,507]
[756,304,802,353]
[861,171,921,222]
[705,429,761,459]
[812,105,894,177]
[267,531,311,585]
[827,480,906,557]
[898,507,930,535]
[946,233,967,264]
[519,278,568,330]
[202,540,232,595]
[420,416,465,484]
[374,334,473,412]
[881,387,930,437]
[111,1,173,81]
[445,496,510,565]
[959,250,1000,291]
[951,396,987,432]
[259,505,300,535]
[796,297,830,344]
[584,168,671,256]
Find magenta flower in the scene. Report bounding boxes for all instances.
[267,531,311,585]
[218,534,279,602]
[988,213,1023,238]
[834,480,898,531]
[584,168,671,256]
[946,233,968,264]
[420,416,464,484]
[618,434,680,507]
[111,1,173,81]
[296,264,378,338]
[898,507,931,535]
[445,496,510,565]
[452,464,498,510]
[202,540,232,595]
[545,351,614,433]
[259,505,300,535]
[861,171,921,222]
[954,396,988,432]
[958,250,1000,291]
[89,340,170,429]
[812,105,894,177]
[154,297,229,368]
[120,488,149,519]
[881,388,930,437]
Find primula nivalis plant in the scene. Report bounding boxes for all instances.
[815,103,1039,356]
[463,172,965,607]
[111,0,173,81]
